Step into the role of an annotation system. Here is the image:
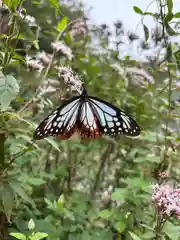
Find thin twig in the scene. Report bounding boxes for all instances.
[0,142,33,176]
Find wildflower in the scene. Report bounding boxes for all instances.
[57,66,83,94]
[25,55,44,72]
[159,171,168,179]
[0,1,8,10]
[114,20,123,29]
[70,19,87,39]
[152,183,180,220]
[19,10,37,27]
[51,41,73,60]
[126,67,154,84]
[176,81,180,89]
[36,51,52,65]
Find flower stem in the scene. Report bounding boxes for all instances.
[154,215,167,240]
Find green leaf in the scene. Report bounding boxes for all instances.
[27,177,46,186]
[143,12,155,17]
[167,62,177,70]
[174,12,180,18]
[1,184,14,221]
[133,6,143,14]
[0,74,19,111]
[57,16,68,32]
[115,221,126,233]
[166,23,177,36]
[9,181,32,204]
[163,221,180,240]
[167,0,173,13]
[16,96,25,104]
[141,232,156,239]
[9,232,26,240]
[164,12,174,25]
[32,1,42,5]
[129,232,142,240]
[98,209,112,219]
[45,138,60,152]
[32,232,48,240]
[3,0,21,10]
[111,188,126,201]
[143,24,149,42]
[47,0,59,11]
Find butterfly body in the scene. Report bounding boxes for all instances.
[33,88,140,140]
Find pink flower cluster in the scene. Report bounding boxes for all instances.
[152,183,180,220]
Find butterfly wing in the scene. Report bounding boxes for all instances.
[78,101,102,139]
[88,96,140,137]
[33,96,81,140]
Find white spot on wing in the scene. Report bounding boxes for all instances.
[116,121,121,126]
[108,122,114,128]
[58,121,63,128]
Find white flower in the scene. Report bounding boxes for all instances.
[25,55,44,72]
[57,66,83,94]
[70,19,87,39]
[0,1,8,9]
[176,81,180,89]
[126,67,154,84]
[19,10,37,27]
[37,51,52,65]
[51,41,73,60]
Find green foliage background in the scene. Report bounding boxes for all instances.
[0,0,179,239]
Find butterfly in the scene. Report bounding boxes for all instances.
[33,87,140,140]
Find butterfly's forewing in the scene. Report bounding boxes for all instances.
[33,96,81,140]
[88,97,140,137]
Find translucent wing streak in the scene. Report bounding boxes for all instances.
[33,97,80,140]
[79,101,101,139]
[89,97,140,136]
